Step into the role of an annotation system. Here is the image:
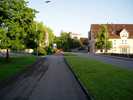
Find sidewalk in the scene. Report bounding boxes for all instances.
[0,55,90,100]
[29,55,89,100]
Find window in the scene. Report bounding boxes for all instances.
[125,40,127,44]
[121,40,127,44]
[114,40,116,45]
[122,40,124,44]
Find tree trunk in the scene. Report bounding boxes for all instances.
[6,49,9,60]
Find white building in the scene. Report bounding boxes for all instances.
[89,24,133,54]
[70,33,81,39]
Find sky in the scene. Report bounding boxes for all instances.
[28,0,133,37]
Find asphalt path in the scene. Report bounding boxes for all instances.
[0,55,89,100]
[76,53,133,70]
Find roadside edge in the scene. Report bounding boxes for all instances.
[64,57,94,100]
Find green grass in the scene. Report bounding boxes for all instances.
[64,52,77,56]
[65,55,133,100]
[0,56,36,81]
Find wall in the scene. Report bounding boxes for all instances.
[108,39,133,54]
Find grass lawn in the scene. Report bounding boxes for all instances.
[65,55,133,100]
[64,52,77,56]
[0,56,36,81]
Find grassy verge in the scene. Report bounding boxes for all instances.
[0,56,36,81]
[64,52,77,56]
[65,55,133,100]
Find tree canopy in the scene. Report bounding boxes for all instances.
[0,0,36,59]
[54,31,81,51]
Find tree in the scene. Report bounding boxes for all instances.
[25,21,55,55]
[54,36,62,49]
[46,27,55,46]
[95,25,112,52]
[54,31,81,51]
[71,38,81,49]
[60,32,72,51]
[54,31,71,51]
[0,0,36,59]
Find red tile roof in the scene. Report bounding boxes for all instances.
[90,24,133,39]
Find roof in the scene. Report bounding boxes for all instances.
[90,24,133,39]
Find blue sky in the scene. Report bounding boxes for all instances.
[28,0,133,37]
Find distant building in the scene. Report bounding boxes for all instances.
[70,33,81,39]
[89,24,133,54]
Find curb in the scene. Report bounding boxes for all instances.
[64,57,94,100]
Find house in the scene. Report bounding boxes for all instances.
[89,24,133,54]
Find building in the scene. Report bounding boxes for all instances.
[70,32,81,39]
[89,24,133,54]
[80,38,89,46]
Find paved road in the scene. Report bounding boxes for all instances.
[0,56,89,100]
[76,53,133,70]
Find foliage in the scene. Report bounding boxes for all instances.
[54,31,81,51]
[106,40,112,49]
[54,36,62,49]
[0,0,56,57]
[71,38,81,49]
[0,0,36,59]
[95,25,112,52]
[61,32,72,51]
[54,32,71,51]
[46,27,55,46]
[45,46,53,55]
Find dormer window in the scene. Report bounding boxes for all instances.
[120,29,129,39]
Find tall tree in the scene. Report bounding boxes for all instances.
[0,0,36,59]
[95,25,112,52]
[60,32,71,51]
